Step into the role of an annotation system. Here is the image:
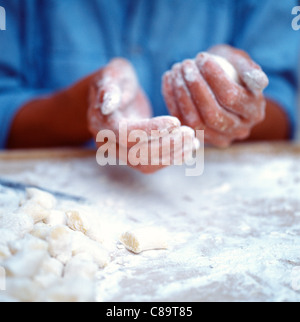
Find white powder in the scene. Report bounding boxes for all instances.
[0,144,300,302]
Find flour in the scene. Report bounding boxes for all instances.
[0,144,300,302]
[211,54,240,84]
[120,226,168,254]
[0,187,122,301]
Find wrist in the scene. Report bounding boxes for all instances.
[247,98,290,141]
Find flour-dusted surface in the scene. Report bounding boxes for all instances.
[0,143,300,302]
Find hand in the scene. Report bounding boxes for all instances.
[88,58,197,174]
[162,45,269,147]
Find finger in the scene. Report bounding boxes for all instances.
[116,126,196,172]
[94,83,122,115]
[134,126,196,167]
[163,67,237,144]
[118,116,181,148]
[209,45,269,93]
[170,62,239,147]
[129,88,153,119]
[181,59,249,138]
[171,63,205,129]
[162,71,182,120]
[115,142,167,174]
[170,126,197,165]
[109,58,139,107]
[94,58,139,115]
[196,52,264,122]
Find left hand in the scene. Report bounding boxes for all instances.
[162,45,269,147]
[88,58,197,174]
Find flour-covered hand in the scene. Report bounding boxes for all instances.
[88,58,197,173]
[162,45,269,147]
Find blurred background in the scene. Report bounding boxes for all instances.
[297,58,300,141]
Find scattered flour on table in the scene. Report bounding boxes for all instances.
[0,186,164,302]
[0,147,300,301]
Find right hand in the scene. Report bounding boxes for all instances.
[88,58,197,174]
[162,45,269,148]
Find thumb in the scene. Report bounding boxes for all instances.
[118,116,181,148]
[209,45,269,93]
[93,58,139,116]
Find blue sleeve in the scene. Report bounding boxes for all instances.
[0,2,49,149]
[232,0,300,138]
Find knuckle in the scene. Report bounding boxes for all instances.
[203,111,227,132]
[219,89,239,108]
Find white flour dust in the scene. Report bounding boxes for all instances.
[0,144,300,302]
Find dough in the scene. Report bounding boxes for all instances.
[0,245,11,261]
[30,223,51,240]
[44,210,67,227]
[47,226,73,264]
[66,208,104,243]
[18,188,57,224]
[120,226,168,254]
[211,55,240,84]
[8,235,48,255]
[38,277,95,302]
[71,231,110,268]
[64,254,98,279]
[1,188,111,301]
[0,212,34,239]
[4,249,48,278]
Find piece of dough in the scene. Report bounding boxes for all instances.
[64,254,98,279]
[5,277,41,302]
[34,256,64,288]
[44,210,67,226]
[71,231,110,268]
[37,256,64,277]
[120,226,168,254]
[39,277,95,302]
[30,223,51,240]
[0,229,18,246]
[0,245,11,261]
[66,208,104,243]
[211,54,240,84]
[0,212,34,239]
[8,235,48,255]
[4,249,48,278]
[47,226,73,264]
[18,188,57,224]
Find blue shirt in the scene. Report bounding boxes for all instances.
[0,0,299,148]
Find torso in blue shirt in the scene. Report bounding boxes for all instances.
[0,0,299,148]
[24,0,239,116]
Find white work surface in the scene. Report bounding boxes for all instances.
[0,143,300,302]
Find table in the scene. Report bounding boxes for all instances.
[0,143,300,302]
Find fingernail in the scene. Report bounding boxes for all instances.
[182,61,198,83]
[101,85,122,115]
[242,70,269,92]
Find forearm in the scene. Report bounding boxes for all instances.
[247,98,290,142]
[7,73,96,149]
